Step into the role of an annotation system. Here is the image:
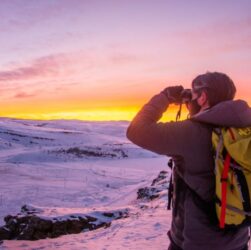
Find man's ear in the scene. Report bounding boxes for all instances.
[197,90,209,107]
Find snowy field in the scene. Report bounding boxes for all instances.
[0,118,171,250]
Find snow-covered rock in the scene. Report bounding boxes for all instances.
[137,170,169,201]
[0,205,130,240]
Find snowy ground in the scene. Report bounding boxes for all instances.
[0,118,171,250]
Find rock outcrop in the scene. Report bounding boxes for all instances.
[137,170,169,200]
[0,205,129,240]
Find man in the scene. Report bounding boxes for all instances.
[126,72,251,250]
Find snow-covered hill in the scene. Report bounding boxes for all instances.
[0,118,171,250]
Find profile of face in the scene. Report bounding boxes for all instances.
[186,90,209,117]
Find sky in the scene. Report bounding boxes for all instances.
[0,0,250,121]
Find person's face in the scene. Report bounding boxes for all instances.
[186,90,205,116]
[191,89,201,101]
[188,89,209,116]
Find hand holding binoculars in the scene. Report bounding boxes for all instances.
[161,86,192,104]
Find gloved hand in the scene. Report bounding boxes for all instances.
[161,85,184,104]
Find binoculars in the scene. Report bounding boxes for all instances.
[180,89,192,104]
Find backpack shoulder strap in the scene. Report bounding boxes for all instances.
[220,150,232,228]
[213,127,235,228]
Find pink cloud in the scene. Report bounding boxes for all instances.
[14,92,36,99]
[0,54,67,82]
[0,1,90,33]
[0,48,147,83]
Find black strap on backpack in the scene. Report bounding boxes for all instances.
[167,106,183,210]
[167,158,174,210]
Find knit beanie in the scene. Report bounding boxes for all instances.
[192,72,236,107]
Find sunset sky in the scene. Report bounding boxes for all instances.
[0,0,250,121]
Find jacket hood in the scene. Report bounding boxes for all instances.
[192,99,251,128]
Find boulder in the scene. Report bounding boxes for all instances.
[0,205,129,241]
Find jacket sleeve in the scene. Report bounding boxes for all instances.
[126,92,190,156]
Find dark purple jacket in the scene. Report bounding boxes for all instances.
[126,92,251,250]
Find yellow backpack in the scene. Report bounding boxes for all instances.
[212,127,251,229]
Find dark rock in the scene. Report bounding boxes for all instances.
[65,147,116,158]
[36,219,52,231]
[151,170,168,186]
[0,206,130,241]
[137,187,160,200]
[5,217,18,233]
[50,145,129,159]
[66,219,84,234]
[102,212,114,217]
[33,230,48,240]
[51,220,68,238]
[137,170,169,201]
[84,216,97,222]
[4,215,12,223]
[0,227,11,240]
[17,224,35,240]
[21,205,42,215]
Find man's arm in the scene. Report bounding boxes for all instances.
[126,90,189,156]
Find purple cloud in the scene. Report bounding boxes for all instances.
[0,1,63,31]
[0,54,67,82]
[0,0,90,33]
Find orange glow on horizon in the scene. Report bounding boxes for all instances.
[0,105,189,122]
[1,94,250,122]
